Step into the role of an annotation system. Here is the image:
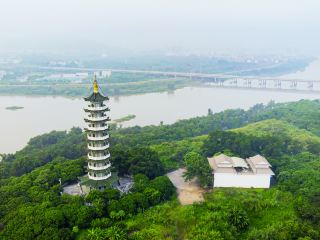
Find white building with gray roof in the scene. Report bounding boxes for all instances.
[207,154,274,188]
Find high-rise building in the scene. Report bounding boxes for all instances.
[83,75,112,190]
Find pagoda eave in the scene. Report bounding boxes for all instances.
[84,92,109,102]
[84,118,111,123]
[84,108,110,112]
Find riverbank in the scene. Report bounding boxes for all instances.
[0,77,198,97]
[0,57,315,98]
[1,86,320,154]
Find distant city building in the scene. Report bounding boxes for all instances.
[0,71,6,80]
[75,72,89,78]
[82,75,112,190]
[94,70,112,78]
[49,61,67,66]
[208,154,274,188]
[102,70,112,78]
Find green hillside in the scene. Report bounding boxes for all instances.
[252,100,320,136]
[232,119,320,151]
[1,100,320,239]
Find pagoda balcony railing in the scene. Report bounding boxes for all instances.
[85,125,108,131]
[87,134,109,141]
[88,172,112,181]
[84,105,108,111]
[85,115,109,122]
[88,153,111,160]
[88,163,111,171]
[88,144,110,151]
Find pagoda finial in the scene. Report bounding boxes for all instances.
[93,74,99,93]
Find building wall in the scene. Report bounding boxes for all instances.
[214,173,271,188]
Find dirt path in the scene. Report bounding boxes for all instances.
[63,183,83,196]
[167,168,204,205]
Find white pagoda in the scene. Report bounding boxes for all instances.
[83,75,112,190]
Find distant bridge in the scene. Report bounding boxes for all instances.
[39,66,320,92]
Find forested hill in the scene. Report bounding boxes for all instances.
[0,99,320,239]
[232,119,320,154]
[113,99,320,146]
[2,99,320,179]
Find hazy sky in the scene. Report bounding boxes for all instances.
[0,0,319,55]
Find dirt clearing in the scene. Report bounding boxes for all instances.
[167,168,204,205]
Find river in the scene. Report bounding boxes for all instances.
[1,59,320,153]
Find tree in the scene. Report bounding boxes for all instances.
[131,174,150,193]
[85,189,103,203]
[228,207,249,231]
[87,228,105,240]
[187,228,223,240]
[150,176,176,201]
[110,210,126,221]
[110,145,130,176]
[104,226,126,240]
[128,147,164,179]
[183,152,212,187]
[143,188,161,205]
[102,189,121,202]
[91,218,111,228]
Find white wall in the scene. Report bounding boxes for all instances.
[214,173,271,188]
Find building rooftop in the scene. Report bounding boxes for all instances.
[208,154,233,168]
[247,155,271,168]
[247,155,274,175]
[84,92,108,102]
[231,157,249,168]
[208,154,274,175]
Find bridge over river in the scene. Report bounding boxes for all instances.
[39,66,320,93]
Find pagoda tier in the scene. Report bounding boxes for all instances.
[83,76,112,190]
[87,133,109,141]
[84,105,110,112]
[84,115,111,122]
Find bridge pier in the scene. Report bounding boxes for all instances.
[274,80,282,89]
[259,79,266,88]
[290,81,297,89]
[230,78,238,86]
[244,79,252,88]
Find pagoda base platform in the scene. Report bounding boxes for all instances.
[79,173,119,192]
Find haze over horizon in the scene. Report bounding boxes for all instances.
[1,0,320,56]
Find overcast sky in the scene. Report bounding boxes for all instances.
[0,0,319,55]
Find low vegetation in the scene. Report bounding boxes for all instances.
[5,106,24,110]
[113,114,136,124]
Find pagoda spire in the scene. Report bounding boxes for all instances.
[93,74,99,93]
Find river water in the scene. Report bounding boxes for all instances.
[1,59,320,153]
